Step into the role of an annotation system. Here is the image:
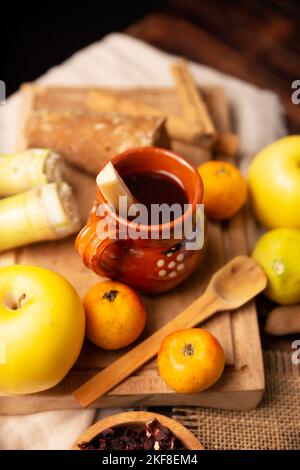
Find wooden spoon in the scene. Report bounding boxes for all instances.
[73,255,267,407]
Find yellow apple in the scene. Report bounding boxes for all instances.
[248,135,300,229]
[0,265,85,394]
[252,228,300,305]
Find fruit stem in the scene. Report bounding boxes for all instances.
[273,259,284,276]
[4,292,27,311]
[183,343,195,356]
[103,290,119,302]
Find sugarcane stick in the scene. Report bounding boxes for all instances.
[0,148,63,197]
[0,182,81,252]
[96,161,136,212]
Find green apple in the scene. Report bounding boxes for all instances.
[0,265,85,394]
[252,228,300,305]
[248,135,300,229]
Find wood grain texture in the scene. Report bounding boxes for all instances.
[0,84,264,414]
[74,287,219,407]
[73,256,266,408]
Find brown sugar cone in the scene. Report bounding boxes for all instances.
[25,110,169,175]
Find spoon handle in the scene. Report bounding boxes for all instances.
[73,288,219,408]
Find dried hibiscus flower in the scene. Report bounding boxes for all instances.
[78,418,186,450]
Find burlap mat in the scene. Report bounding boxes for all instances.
[172,351,300,450]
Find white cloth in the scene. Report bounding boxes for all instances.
[0,33,286,449]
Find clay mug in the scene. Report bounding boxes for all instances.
[76,147,204,293]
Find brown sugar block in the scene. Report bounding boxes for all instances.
[25,110,169,175]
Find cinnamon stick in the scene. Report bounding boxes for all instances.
[86,90,203,144]
[170,61,217,147]
[215,132,239,157]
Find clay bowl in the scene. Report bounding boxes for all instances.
[71,411,204,450]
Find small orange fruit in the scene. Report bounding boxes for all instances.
[198,161,247,220]
[83,280,147,350]
[158,328,225,394]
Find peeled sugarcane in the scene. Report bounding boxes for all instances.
[0,182,81,252]
[96,162,136,212]
[0,148,64,197]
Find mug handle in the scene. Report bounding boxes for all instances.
[76,221,121,278]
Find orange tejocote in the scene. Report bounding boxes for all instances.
[158,328,225,394]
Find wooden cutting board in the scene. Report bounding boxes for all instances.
[0,85,264,414]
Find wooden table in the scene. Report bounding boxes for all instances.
[1,1,297,412]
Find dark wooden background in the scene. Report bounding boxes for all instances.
[127,0,300,133]
[2,1,299,131]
